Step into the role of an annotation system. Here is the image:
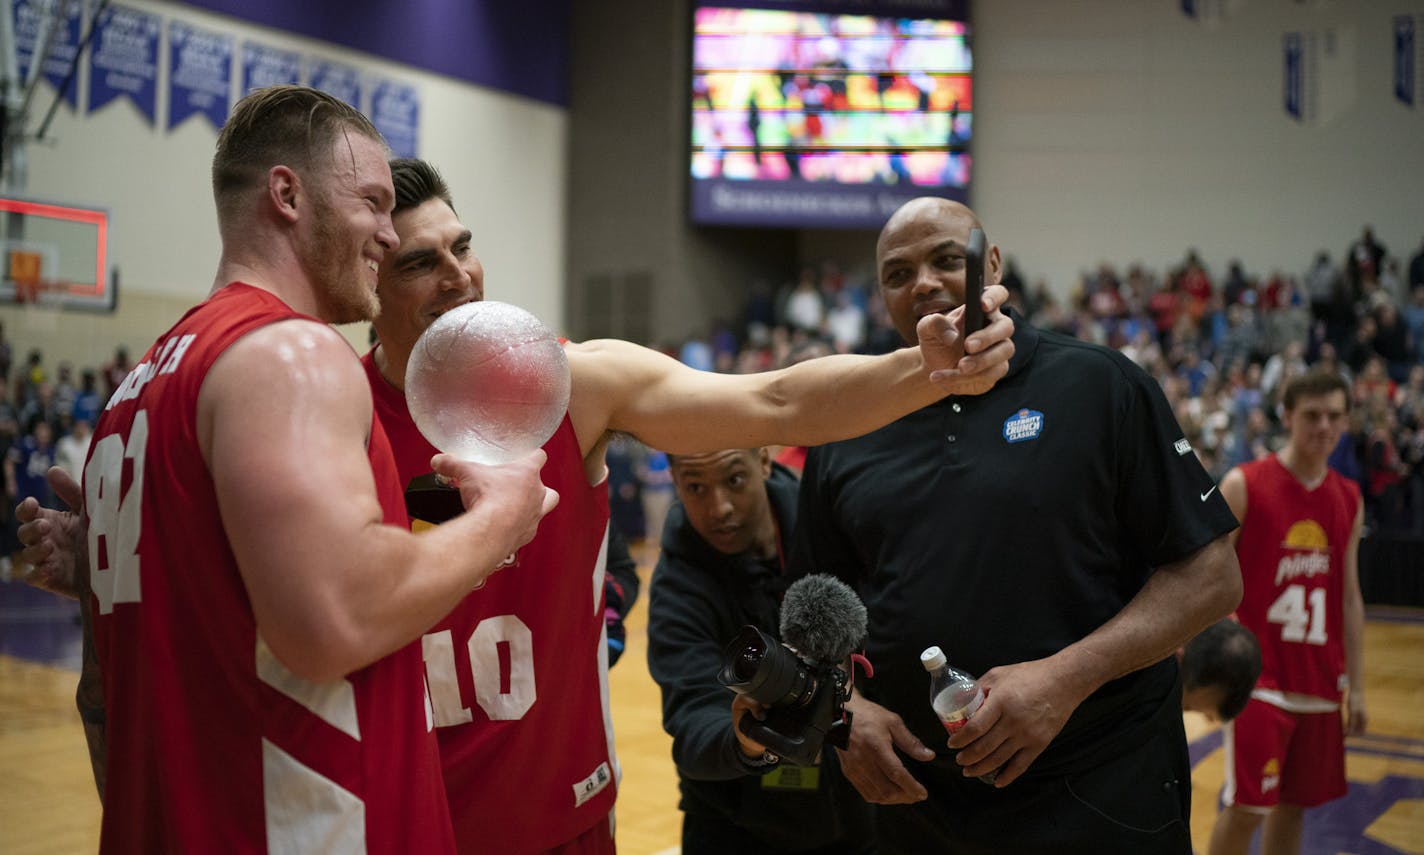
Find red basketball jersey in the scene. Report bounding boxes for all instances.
[88,284,454,854]
[1233,455,1359,701]
[364,348,618,855]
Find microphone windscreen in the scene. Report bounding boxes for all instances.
[778,574,867,664]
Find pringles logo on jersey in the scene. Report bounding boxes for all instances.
[1002,408,1044,443]
[1275,520,1331,586]
[1262,758,1281,794]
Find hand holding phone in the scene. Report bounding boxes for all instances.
[963,228,986,335]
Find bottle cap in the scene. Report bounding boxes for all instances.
[920,646,946,671]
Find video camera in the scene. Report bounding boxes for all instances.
[717,625,853,767]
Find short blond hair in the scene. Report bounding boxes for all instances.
[211,85,383,224]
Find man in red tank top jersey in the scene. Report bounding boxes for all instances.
[15,86,556,853]
[1209,369,1366,855]
[359,158,1019,854]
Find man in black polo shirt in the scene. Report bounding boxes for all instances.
[791,197,1243,854]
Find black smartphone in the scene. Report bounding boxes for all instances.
[964,227,986,335]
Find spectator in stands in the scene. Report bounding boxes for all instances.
[71,370,101,427]
[1364,409,1408,530]
[1354,357,1396,413]
[55,418,92,481]
[1372,303,1412,382]
[18,381,60,436]
[1379,258,1406,305]
[1346,225,1388,292]
[1340,315,1381,376]
[1222,260,1251,306]
[1000,256,1027,311]
[825,289,867,353]
[1178,249,1214,318]
[1404,285,1424,353]
[1261,340,1308,404]
[781,267,826,334]
[5,420,57,510]
[1409,237,1424,292]
[20,349,45,404]
[101,346,130,403]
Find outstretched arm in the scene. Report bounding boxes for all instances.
[567,287,1014,458]
[949,534,1242,786]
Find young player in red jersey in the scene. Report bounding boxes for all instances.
[361,158,1017,854]
[1210,369,1367,855]
[14,87,555,853]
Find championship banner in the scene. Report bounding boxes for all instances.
[1284,32,1305,120]
[1282,27,1355,126]
[371,79,419,158]
[168,19,233,130]
[88,4,160,124]
[242,41,301,95]
[12,0,83,109]
[309,58,363,110]
[1396,14,1417,108]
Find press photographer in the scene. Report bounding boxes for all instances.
[647,448,875,854]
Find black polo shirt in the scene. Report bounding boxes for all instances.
[791,314,1238,782]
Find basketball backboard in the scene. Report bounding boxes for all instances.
[0,196,114,311]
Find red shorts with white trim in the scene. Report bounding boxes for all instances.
[1222,697,1345,809]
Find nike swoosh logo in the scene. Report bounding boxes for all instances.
[1200,486,1217,502]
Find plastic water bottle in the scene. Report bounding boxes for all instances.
[921,645,997,785]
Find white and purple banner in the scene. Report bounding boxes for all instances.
[88,4,160,124]
[1396,14,1416,108]
[1282,27,1356,126]
[242,41,301,95]
[168,20,233,130]
[12,0,83,109]
[1284,32,1305,120]
[310,59,363,111]
[370,79,419,158]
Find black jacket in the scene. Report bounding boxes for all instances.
[647,463,873,853]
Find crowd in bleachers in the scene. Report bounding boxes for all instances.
[0,326,134,572]
[4,225,1424,571]
[659,227,1424,536]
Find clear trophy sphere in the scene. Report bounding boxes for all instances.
[405,301,572,465]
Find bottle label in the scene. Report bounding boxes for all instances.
[938,688,984,734]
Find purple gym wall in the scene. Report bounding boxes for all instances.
[181,0,571,106]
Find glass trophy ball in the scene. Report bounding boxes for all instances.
[405,300,571,464]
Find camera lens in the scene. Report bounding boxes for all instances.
[718,626,814,707]
[734,641,765,682]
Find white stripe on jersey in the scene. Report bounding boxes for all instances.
[263,738,367,854]
[256,635,361,740]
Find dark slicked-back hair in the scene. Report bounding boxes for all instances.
[1181,619,1262,722]
[212,85,382,225]
[1281,368,1350,413]
[390,157,456,216]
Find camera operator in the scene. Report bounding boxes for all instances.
[647,448,874,854]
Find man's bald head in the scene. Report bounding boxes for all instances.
[876,197,983,262]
